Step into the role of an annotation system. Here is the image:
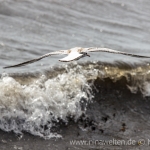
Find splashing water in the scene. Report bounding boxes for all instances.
[0,65,94,139]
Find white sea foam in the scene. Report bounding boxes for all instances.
[139,82,150,97]
[0,65,94,139]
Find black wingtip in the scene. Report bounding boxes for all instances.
[3,66,7,69]
[3,65,18,69]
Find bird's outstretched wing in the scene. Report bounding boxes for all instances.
[59,52,83,62]
[4,50,68,68]
[84,47,150,58]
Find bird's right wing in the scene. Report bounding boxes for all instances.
[4,50,68,69]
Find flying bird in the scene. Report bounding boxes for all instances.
[3,47,150,68]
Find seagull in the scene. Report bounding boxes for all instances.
[3,47,150,68]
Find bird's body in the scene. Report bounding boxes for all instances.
[3,47,150,68]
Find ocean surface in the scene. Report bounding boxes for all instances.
[0,0,150,149]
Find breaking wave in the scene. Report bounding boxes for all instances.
[0,61,150,139]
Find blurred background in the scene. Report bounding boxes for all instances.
[0,0,150,73]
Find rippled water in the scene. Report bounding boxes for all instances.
[0,0,150,140]
[0,0,150,73]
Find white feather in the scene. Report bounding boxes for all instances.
[59,52,83,62]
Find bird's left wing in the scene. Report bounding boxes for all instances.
[4,50,68,68]
[83,47,150,58]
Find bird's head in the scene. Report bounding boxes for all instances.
[81,52,90,57]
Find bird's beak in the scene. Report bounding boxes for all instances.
[87,54,90,57]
